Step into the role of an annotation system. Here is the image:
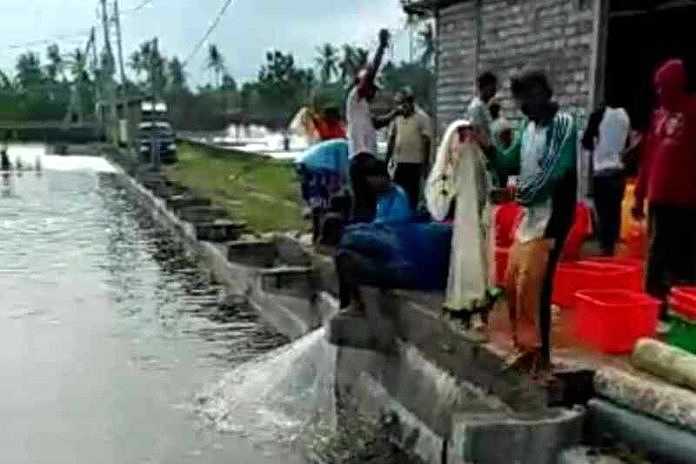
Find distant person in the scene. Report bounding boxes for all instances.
[386,87,433,209]
[313,107,346,141]
[489,97,513,149]
[490,70,578,377]
[346,29,400,222]
[634,59,696,315]
[1,149,11,172]
[582,104,631,256]
[468,71,498,141]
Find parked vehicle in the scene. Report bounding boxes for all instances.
[138,121,177,165]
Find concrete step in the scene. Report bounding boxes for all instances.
[195,220,246,242]
[166,195,212,211]
[447,408,584,464]
[274,234,311,266]
[226,239,277,268]
[178,205,228,223]
[259,265,314,298]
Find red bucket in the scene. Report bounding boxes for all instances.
[575,289,659,354]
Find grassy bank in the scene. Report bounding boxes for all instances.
[165,141,305,233]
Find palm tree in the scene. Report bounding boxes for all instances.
[206,44,225,88]
[46,44,64,82]
[418,23,435,67]
[128,50,144,79]
[167,57,186,92]
[315,44,338,84]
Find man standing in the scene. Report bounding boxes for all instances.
[582,104,631,256]
[346,29,399,222]
[386,88,433,209]
[468,71,499,140]
[490,71,577,376]
[634,59,696,312]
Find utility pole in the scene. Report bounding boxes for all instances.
[90,27,101,124]
[113,0,130,147]
[150,37,161,171]
[100,0,118,145]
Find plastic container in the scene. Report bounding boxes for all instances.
[582,257,644,292]
[560,203,593,262]
[495,247,510,287]
[666,307,696,354]
[672,287,696,314]
[553,261,642,309]
[575,290,659,354]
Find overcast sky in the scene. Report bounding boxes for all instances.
[0,0,411,86]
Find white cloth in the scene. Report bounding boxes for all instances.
[467,96,493,140]
[289,107,319,145]
[346,87,377,158]
[425,120,494,311]
[593,106,630,173]
[389,107,432,164]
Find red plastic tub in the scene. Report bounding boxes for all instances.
[672,287,696,314]
[575,290,659,354]
[553,261,641,309]
[581,257,644,292]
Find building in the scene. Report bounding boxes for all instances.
[402,0,696,133]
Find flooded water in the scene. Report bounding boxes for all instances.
[0,145,306,464]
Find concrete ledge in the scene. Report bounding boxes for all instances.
[259,266,315,298]
[226,239,277,268]
[166,195,211,211]
[195,220,246,242]
[448,408,585,464]
[178,205,228,223]
[274,234,312,266]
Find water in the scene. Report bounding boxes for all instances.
[0,145,306,464]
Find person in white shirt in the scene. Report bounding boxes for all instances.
[346,29,399,222]
[582,104,631,255]
[386,88,432,209]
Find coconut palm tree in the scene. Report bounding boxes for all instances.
[418,23,435,67]
[315,43,338,84]
[339,45,369,85]
[128,50,144,79]
[46,44,64,82]
[206,44,225,88]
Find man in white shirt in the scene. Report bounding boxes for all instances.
[582,104,631,255]
[386,88,432,208]
[346,29,399,222]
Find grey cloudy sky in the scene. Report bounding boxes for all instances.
[0,0,411,86]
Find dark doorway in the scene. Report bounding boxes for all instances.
[604,1,696,130]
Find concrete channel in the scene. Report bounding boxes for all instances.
[105,150,587,464]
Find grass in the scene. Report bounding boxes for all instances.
[165,141,306,233]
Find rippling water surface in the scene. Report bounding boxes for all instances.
[0,145,304,464]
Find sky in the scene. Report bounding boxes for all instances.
[0,0,412,87]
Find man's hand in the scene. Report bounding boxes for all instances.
[632,202,646,221]
[379,29,391,49]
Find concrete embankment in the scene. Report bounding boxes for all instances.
[103,147,587,464]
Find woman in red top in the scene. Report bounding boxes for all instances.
[313,106,346,141]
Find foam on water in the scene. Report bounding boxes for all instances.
[5,144,117,173]
[196,327,337,447]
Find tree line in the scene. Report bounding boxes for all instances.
[0,31,435,131]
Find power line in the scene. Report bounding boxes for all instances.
[3,30,92,52]
[121,0,155,15]
[182,0,236,67]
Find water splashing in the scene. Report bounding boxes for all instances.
[196,327,337,448]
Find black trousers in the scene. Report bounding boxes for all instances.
[593,172,626,255]
[539,239,565,366]
[646,204,696,302]
[393,162,424,210]
[349,153,378,223]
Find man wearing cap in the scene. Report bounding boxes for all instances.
[346,29,400,222]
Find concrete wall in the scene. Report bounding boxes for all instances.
[436,0,599,132]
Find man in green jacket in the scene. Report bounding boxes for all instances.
[489,71,577,376]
